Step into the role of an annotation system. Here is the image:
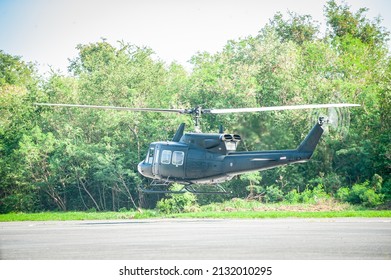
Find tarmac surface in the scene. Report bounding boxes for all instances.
[1,218,391,259]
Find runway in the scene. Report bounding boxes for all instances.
[1,218,390,259]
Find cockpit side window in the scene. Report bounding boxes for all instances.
[146,146,155,164]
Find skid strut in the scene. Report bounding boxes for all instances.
[139,181,231,195]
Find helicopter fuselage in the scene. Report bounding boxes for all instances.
[137,120,324,185]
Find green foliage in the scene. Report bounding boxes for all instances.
[156,184,199,214]
[268,11,319,44]
[0,51,42,213]
[241,172,284,203]
[264,186,284,203]
[335,187,350,202]
[242,172,263,199]
[0,51,35,86]
[285,185,331,204]
[325,0,389,47]
[1,1,390,213]
[284,189,301,204]
[336,180,385,207]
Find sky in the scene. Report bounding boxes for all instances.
[1,0,390,74]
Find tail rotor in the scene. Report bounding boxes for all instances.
[309,106,352,139]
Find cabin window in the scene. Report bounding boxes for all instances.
[161,150,172,164]
[172,151,184,166]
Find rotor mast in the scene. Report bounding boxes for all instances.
[194,106,202,133]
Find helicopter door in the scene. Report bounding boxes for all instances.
[152,145,160,176]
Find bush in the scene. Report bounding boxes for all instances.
[311,184,331,202]
[300,188,314,204]
[336,181,384,207]
[285,184,330,204]
[360,188,384,207]
[264,185,284,203]
[156,184,198,214]
[118,207,128,212]
[285,189,300,203]
[336,187,350,202]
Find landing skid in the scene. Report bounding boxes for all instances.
[139,186,187,194]
[138,180,231,195]
[184,184,231,195]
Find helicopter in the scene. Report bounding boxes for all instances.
[34,103,360,194]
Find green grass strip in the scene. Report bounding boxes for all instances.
[167,210,391,219]
[0,211,135,222]
[1,210,391,222]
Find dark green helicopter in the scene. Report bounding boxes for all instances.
[35,103,359,194]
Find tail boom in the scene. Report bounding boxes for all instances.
[223,120,324,177]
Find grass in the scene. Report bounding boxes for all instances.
[0,209,164,222]
[0,211,134,222]
[1,209,391,222]
[1,198,390,222]
[168,210,391,219]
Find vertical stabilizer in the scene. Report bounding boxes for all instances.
[297,119,324,154]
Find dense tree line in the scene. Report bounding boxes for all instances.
[1,1,390,213]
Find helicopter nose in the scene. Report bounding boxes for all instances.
[137,161,153,178]
[137,161,144,174]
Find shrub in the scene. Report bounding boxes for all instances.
[336,181,384,207]
[118,207,128,212]
[336,187,350,202]
[300,188,314,204]
[360,188,384,207]
[351,183,370,204]
[285,184,330,204]
[264,185,284,203]
[311,184,331,202]
[285,189,300,203]
[156,184,198,214]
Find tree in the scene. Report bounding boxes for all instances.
[325,0,389,48]
[0,51,42,212]
[267,11,319,45]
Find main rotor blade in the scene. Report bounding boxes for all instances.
[34,102,360,115]
[33,103,186,114]
[206,103,360,114]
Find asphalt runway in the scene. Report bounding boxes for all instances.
[1,218,390,260]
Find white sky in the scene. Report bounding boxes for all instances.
[1,0,390,74]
